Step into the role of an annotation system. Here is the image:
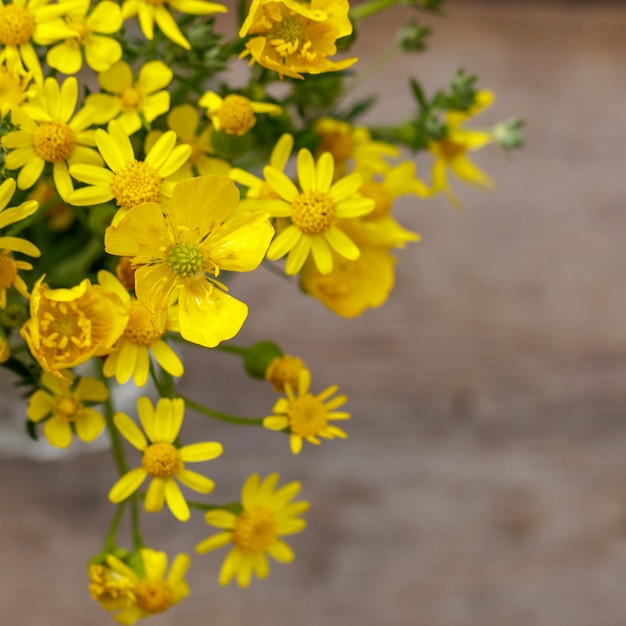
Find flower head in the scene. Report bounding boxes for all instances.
[196,473,308,587]
[104,175,274,348]
[27,371,108,448]
[263,368,350,454]
[108,396,223,522]
[265,354,306,392]
[90,547,190,625]
[2,75,101,200]
[239,0,357,79]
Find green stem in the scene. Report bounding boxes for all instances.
[103,501,127,552]
[131,495,143,550]
[350,0,397,21]
[214,343,248,357]
[103,383,128,477]
[183,396,264,426]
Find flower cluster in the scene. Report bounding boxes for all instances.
[0,0,522,622]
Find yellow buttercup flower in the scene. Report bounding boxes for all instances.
[239,0,357,79]
[98,270,183,387]
[21,277,128,375]
[261,147,375,275]
[2,76,101,200]
[104,175,274,348]
[46,0,123,74]
[121,0,226,50]
[68,120,191,218]
[0,177,40,308]
[85,60,172,135]
[90,548,190,625]
[108,397,223,522]
[27,371,108,448]
[196,473,308,587]
[263,368,350,454]
[429,89,495,206]
[199,91,281,136]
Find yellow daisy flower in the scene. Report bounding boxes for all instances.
[46,0,123,74]
[199,90,281,137]
[196,473,308,587]
[21,276,129,375]
[108,396,223,522]
[239,0,357,79]
[104,175,274,348]
[121,0,226,50]
[0,177,40,308]
[90,548,190,625]
[68,120,191,217]
[261,147,375,275]
[98,269,183,387]
[2,76,101,200]
[263,368,350,454]
[429,89,495,206]
[0,56,35,115]
[85,60,172,135]
[0,0,74,84]
[27,371,108,448]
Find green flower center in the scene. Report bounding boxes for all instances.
[291,190,336,235]
[166,242,204,277]
[271,15,304,45]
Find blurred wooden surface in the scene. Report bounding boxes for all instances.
[3,2,626,625]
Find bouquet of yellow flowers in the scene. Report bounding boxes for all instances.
[0,0,522,621]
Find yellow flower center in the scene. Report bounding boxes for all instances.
[124,300,162,345]
[134,580,173,614]
[54,396,80,421]
[67,16,89,43]
[217,95,256,136]
[0,4,34,46]
[32,122,76,163]
[142,442,181,478]
[269,13,306,56]
[121,87,141,111]
[360,181,393,219]
[265,355,305,392]
[288,393,328,437]
[89,565,136,608]
[0,252,17,289]
[109,160,162,211]
[439,139,466,161]
[291,190,336,235]
[233,506,276,554]
[166,242,204,278]
[40,299,92,359]
[318,129,353,163]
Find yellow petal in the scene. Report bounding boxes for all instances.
[44,417,73,448]
[109,467,148,502]
[114,411,148,450]
[164,478,190,521]
[179,441,223,462]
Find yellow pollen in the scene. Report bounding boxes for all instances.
[217,95,256,136]
[124,300,162,345]
[89,565,136,607]
[134,580,173,614]
[32,122,75,163]
[142,442,181,478]
[40,299,92,358]
[265,355,306,392]
[288,393,328,437]
[360,181,393,219]
[291,190,336,235]
[166,242,204,278]
[0,4,34,46]
[121,87,141,111]
[318,130,353,163]
[233,507,276,554]
[439,139,466,161]
[54,396,80,421]
[0,252,17,289]
[109,160,162,211]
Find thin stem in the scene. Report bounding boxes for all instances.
[131,495,143,550]
[183,396,264,426]
[350,0,397,21]
[103,501,127,552]
[214,343,248,357]
[103,383,128,477]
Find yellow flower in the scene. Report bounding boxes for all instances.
[98,270,183,387]
[68,120,191,218]
[260,147,374,275]
[429,89,495,206]
[265,354,306,392]
[0,327,10,362]
[121,0,226,50]
[199,91,281,136]
[91,548,190,625]
[21,276,128,375]
[46,0,123,74]
[104,175,274,348]
[0,56,35,115]
[0,0,74,84]
[108,397,223,522]
[239,0,357,79]
[0,177,40,308]
[85,60,172,135]
[196,473,308,587]
[27,371,108,448]
[263,368,349,454]
[145,104,230,183]
[2,76,101,200]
